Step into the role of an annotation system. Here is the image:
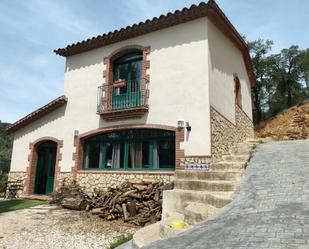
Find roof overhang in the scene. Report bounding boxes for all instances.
[6,95,67,134]
[53,0,255,86]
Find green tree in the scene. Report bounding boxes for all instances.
[298,49,309,96]
[268,46,302,108]
[248,39,273,123]
[0,124,12,173]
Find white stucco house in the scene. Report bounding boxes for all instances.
[7,0,254,196]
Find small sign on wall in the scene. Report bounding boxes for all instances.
[185,163,209,171]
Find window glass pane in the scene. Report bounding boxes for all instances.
[130,60,142,92]
[158,139,175,168]
[128,142,144,169]
[120,143,125,169]
[142,142,150,168]
[113,63,128,82]
[105,142,113,168]
[84,143,100,168]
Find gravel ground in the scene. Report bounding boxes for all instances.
[0,204,138,249]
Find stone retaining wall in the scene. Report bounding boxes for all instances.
[8,171,173,196]
[8,172,27,196]
[57,172,74,189]
[76,173,174,194]
[211,105,254,161]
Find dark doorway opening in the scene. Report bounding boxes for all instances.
[34,141,57,195]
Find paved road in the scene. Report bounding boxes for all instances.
[145,140,309,249]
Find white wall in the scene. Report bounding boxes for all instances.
[208,20,253,123]
[10,106,66,171]
[10,17,212,172]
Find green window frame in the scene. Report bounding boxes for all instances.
[112,52,143,110]
[82,129,175,171]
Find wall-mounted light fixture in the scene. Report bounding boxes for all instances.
[186,122,191,131]
[74,130,79,137]
[177,120,185,129]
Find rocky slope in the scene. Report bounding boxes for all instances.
[256,100,309,140]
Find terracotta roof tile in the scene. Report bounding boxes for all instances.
[6,95,67,134]
[53,0,255,85]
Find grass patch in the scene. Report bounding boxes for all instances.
[0,199,46,213]
[109,234,133,249]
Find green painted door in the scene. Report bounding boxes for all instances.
[112,53,142,110]
[34,141,57,195]
[45,147,56,194]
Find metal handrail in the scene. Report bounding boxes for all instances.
[97,79,148,113]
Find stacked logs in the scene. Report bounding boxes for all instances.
[51,178,173,226]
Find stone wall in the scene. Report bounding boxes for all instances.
[57,172,74,189]
[8,172,27,196]
[76,173,174,194]
[211,105,254,160]
[7,171,173,196]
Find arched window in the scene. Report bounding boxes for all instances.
[112,52,143,110]
[234,74,242,108]
[82,129,175,171]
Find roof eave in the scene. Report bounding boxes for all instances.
[6,96,68,134]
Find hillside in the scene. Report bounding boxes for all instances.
[256,100,309,141]
[0,122,12,173]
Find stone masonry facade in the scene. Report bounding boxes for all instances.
[76,173,174,194]
[7,172,27,197]
[211,105,254,161]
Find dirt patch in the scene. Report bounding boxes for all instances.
[256,100,309,141]
[0,204,138,249]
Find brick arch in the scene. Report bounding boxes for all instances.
[102,45,151,112]
[106,45,147,62]
[25,137,63,196]
[72,124,184,177]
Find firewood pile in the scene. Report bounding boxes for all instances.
[51,178,173,226]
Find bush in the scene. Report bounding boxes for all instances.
[0,173,8,197]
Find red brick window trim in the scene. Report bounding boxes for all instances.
[234,74,242,109]
[101,45,150,121]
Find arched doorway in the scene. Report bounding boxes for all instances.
[34,141,57,195]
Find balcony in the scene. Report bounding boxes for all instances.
[97,79,148,121]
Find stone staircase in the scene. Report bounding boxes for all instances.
[131,140,256,249]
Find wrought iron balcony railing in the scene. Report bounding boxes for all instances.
[97,79,148,120]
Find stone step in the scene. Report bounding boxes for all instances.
[222,154,250,162]
[175,179,236,191]
[175,170,242,181]
[132,222,162,249]
[159,217,191,238]
[209,162,246,171]
[229,144,253,155]
[162,189,234,217]
[184,202,217,225]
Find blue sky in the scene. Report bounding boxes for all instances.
[1,0,309,123]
